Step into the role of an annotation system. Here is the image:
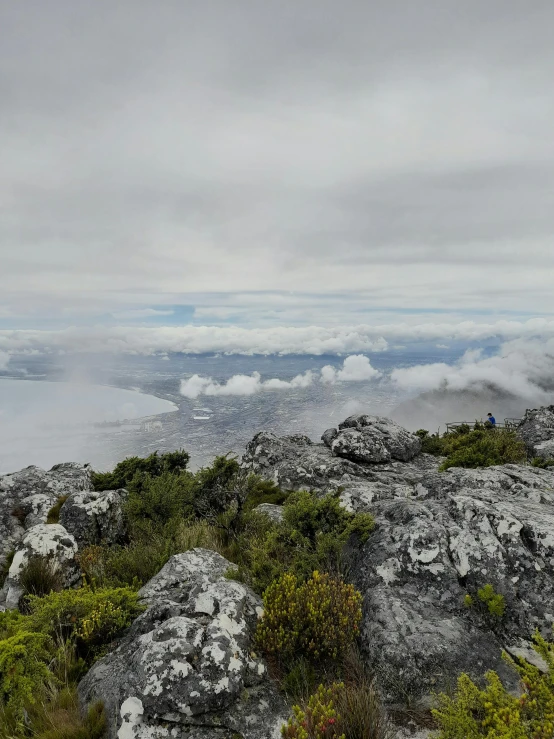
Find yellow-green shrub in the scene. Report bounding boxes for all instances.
[256,572,362,663]
[282,683,345,739]
[477,584,506,618]
[28,585,144,660]
[0,627,53,713]
[433,631,554,738]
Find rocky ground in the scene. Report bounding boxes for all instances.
[1,409,554,738]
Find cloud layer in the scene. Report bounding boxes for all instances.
[4,318,554,357]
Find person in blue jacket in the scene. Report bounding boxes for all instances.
[487,412,496,426]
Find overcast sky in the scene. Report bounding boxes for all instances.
[1,1,553,351]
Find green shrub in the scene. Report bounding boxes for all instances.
[91,449,190,491]
[333,677,393,739]
[477,584,506,618]
[28,585,144,661]
[238,491,374,595]
[282,683,345,739]
[433,631,554,738]
[256,571,362,664]
[19,556,63,599]
[416,429,448,456]
[125,471,195,531]
[532,458,554,469]
[47,496,69,524]
[80,519,225,588]
[439,429,526,471]
[0,626,53,713]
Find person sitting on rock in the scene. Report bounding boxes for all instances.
[486,412,496,427]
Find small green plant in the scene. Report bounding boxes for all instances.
[46,496,69,524]
[28,585,144,661]
[531,458,554,469]
[433,630,554,738]
[464,594,474,608]
[0,627,53,713]
[282,683,345,739]
[477,584,505,618]
[19,556,63,599]
[91,449,190,491]
[256,571,362,664]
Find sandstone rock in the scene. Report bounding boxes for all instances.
[517,405,554,458]
[79,548,289,739]
[1,523,80,609]
[252,503,284,524]
[0,463,92,567]
[330,415,422,463]
[242,419,554,702]
[60,488,128,547]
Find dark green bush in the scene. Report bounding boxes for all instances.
[438,428,526,471]
[91,449,190,491]
[19,556,63,600]
[235,490,374,594]
[532,458,554,469]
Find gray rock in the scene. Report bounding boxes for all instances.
[79,548,288,739]
[321,427,338,448]
[60,488,128,547]
[331,415,422,463]
[1,523,80,609]
[0,463,92,568]
[252,503,284,524]
[517,405,554,458]
[242,417,554,703]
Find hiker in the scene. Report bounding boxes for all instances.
[487,412,496,427]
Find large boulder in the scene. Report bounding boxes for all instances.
[517,405,554,459]
[60,488,128,547]
[323,415,422,463]
[0,463,92,567]
[242,417,554,703]
[0,523,80,609]
[79,548,288,739]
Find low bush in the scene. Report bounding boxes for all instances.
[256,571,362,665]
[433,630,554,738]
[28,585,144,661]
[416,427,527,470]
[47,496,69,524]
[282,683,345,739]
[19,556,63,599]
[91,449,190,491]
[531,458,554,469]
[236,491,374,595]
[0,625,53,713]
[477,584,506,618]
[80,519,224,588]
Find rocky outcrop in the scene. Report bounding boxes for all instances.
[0,523,80,609]
[323,415,422,463]
[243,419,554,702]
[252,503,284,524]
[0,463,92,566]
[79,548,288,739]
[517,405,554,459]
[60,488,128,547]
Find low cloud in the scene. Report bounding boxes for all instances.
[4,317,554,357]
[0,351,10,370]
[180,370,314,399]
[391,339,554,403]
[321,354,381,384]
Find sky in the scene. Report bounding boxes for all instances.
[1,1,554,356]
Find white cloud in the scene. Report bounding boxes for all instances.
[111,309,175,320]
[0,351,10,369]
[321,354,381,384]
[180,370,314,398]
[391,338,554,403]
[5,317,554,357]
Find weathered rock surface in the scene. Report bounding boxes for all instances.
[243,418,554,702]
[79,548,288,739]
[0,463,92,566]
[60,488,128,547]
[517,405,554,459]
[252,503,284,524]
[0,523,80,609]
[324,414,422,463]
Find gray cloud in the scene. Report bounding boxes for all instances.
[1,1,553,323]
